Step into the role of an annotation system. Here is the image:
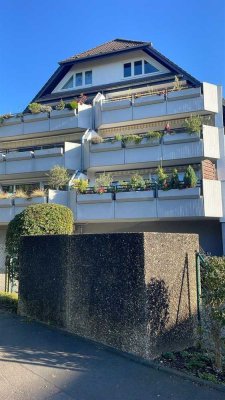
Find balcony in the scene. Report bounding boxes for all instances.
[85,125,220,170]
[0,142,81,176]
[75,180,222,222]
[0,105,92,139]
[95,83,219,129]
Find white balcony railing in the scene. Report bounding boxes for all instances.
[0,142,81,176]
[0,104,92,139]
[75,180,222,222]
[85,125,220,170]
[95,83,219,128]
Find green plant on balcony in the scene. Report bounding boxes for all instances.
[66,100,78,110]
[55,99,65,111]
[0,192,11,199]
[183,165,198,188]
[169,168,180,189]
[30,189,46,198]
[0,114,13,124]
[28,102,42,114]
[122,134,142,145]
[94,173,112,194]
[48,165,70,190]
[184,115,202,135]
[91,135,103,144]
[14,189,28,199]
[72,179,89,194]
[114,134,122,142]
[130,174,146,191]
[172,75,183,91]
[156,166,168,190]
[145,131,162,140]
[40,104,52,113]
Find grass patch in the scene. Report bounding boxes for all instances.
[0,291,18,313]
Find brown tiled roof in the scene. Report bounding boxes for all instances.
[60,38,150,64]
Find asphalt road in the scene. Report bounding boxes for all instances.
[0,311,223,400]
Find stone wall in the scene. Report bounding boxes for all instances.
[19,232,199,359]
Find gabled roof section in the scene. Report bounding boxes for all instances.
[59,38,151,64]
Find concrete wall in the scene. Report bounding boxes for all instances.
[79,220,222,256]
[19,232,198,359]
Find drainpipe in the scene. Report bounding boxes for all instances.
[195,252,202,323]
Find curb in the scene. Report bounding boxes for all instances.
[17,313,225,394]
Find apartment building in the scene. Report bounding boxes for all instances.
[0,38,224,287]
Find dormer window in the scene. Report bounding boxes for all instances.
[76,72,83,86]
[60,70,93,91]
[85,71,92,85]
[123,59,159,79]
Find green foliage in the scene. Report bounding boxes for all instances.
[162,352,176,361]
[115,134,122,142]
[170,168,180,189]
[40,104,52,113]
[183,165,198,188]
[91,135,103,144]
[172,75,183,91]
[185,115,202,134]
[0,113,13,124]
[94,173,112,193]
[48,165,70,190]
[67,100,78,110]
[5,204,73,279]
[55,99,65,110]
[156,166,168,189]
[72,179,89,194]
[197,372,218,384]
[130,174,146,190]
[28,102,42,114]
[0,291,18,313]
[145,131,162,140]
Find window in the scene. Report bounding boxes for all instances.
[134,60,142,75]
[144,60,158,74]
[62,76,73,90]
[124,62,131,77]
[76,72,82,86]
[85,70,92,85]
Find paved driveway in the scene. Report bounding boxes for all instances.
[0,312,223,400]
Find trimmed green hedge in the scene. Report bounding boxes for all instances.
[6,203,74,279]
[0,291,18,313]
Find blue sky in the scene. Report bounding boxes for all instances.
[0,0,224,114]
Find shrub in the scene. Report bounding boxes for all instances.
[40,104,52,113]
[115,134,122,142]
[94,173,112,193]
[67,100,78,110]
[0,291,18,313]
[48,165,70,190]
[130,174,146,190]
[14,189,27,199]
[156,166,168,189]
[55,99,65,110]
[170,168,180,189]
[183,165,198,188]
[201,256,225,370]
[28,102,42,114]
[184,115,202,134]
[5,204,73,280]
[72,179,89,194]
[30,189,46,198]
[0,192,11,199]
[145,131,161,140]
[91,135,103,144]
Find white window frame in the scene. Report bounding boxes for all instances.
[59,69,93,91]
[122,59,160,80]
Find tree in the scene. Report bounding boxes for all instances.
[48,165,70,190]
[183,165,198,188]
[5,204,73,281]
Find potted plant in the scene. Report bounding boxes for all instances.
[184,115,202,136]
[183,165,198,188]
[72,179,89,194]
[169,168,180,189]
[130,174,146,191]
[156,166,168,190]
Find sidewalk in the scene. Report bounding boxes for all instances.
[0,311,223,400]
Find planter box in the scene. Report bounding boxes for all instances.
[50,109,77,119]
[125,137,160,148]
[34,148,63,158]
[90,141,122,152]
[0,198,13,207]
[158,187,201,200]
[102,99,131,111]
[6,151,32,161]
[134,94,165,107]
[163,132,200,144]
[23,112,49,122]
[14,197,47,206]
[116,191,154,202]
[77,193,113,204]
[1,116,22,125]
[167,87,201,101]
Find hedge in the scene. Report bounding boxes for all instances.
[5,203,74,279]
[0,291,18,313]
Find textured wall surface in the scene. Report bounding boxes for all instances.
[19,232,199,359]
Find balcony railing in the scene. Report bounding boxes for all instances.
[95,83,219,128]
